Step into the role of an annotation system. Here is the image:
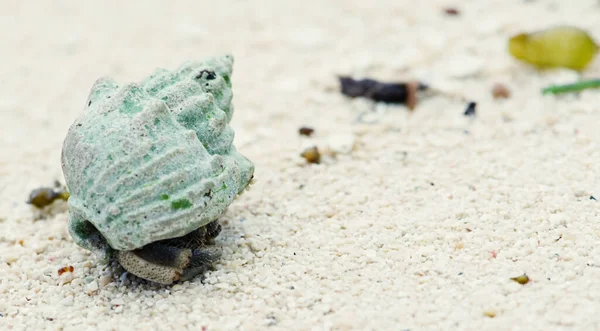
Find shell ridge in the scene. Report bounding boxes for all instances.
[101,147,189,195]
[115,158,214,205]
[119,171,218,221]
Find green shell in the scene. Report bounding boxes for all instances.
[61,55,254,261]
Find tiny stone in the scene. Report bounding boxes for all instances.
[85,281,99,294]
[70,278,83,287]
[491,83,511,99]
[61,295,74,307]
[110,298,125,306]
[4,252,19,264]
[300,146,321,164]
[327,134,356,155]
[365,250,377,260]
[298,127,315,136]
[99,275,112,288]
[248,239,267,252]
[60,274,74,284]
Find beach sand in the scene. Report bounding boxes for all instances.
[2,1,600,330]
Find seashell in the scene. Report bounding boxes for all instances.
[61,55,254,284]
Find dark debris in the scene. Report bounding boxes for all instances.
[444,8,460,15]
[27,187,70,209]
[464,101,477,116]
[299,126,315,137]
[339,76,428,110]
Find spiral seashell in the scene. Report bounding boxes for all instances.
[61,55,254,261]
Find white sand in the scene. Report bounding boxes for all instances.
[2,0,600,330]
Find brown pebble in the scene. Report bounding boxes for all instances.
[301,146,321,164]
[299,127,315,136]
[444,7,460,16]
[491,83,511,99]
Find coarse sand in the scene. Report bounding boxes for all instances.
[2,1,600,330]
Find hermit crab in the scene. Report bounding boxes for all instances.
[61,55,254,284]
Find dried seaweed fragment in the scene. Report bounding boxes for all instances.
[338,76,427,110]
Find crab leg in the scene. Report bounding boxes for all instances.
[179,246,222,282]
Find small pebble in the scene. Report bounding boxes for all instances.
[327,134,356,155]
[110,298,125,306]
[60,295,74,307]
[491,83,511,99]
[85,281,99,295]
[70,278,83,287]
[298,126,315,136]
[60,274,74,285]
[248,238,268,252]
[300,146,321,164]
[99,275,112,288]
